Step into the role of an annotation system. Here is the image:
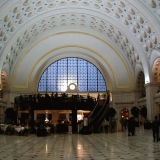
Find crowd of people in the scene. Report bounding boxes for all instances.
[101,115,160,143]
[126,116,160,141]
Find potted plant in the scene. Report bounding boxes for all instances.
[140,106,152,129]
[108,107,117,132]
[120,117,125,131]
[131,106,140,127]
[109,118,117,132]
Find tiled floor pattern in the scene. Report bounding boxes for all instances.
[0,127,160,160]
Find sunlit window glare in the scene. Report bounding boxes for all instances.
[38,57,106,92]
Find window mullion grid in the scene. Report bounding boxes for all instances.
[38,57,106,93]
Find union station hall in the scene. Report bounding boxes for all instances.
[0,0,160,160]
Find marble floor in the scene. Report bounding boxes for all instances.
[0,127,160,160]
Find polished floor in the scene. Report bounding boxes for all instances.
[0,127,160,160]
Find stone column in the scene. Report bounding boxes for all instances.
[145,82,159,120]
[45,112,48,119]
[72,107,77,133]
[52,111,59,126]
[34,113,37,120]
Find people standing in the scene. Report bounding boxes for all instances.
[120,117,125,131]
[152,116,160,142]
[128,117,135,136]
[128,117,132,136]
[124,118,128,130]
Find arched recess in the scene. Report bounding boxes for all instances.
[136,71,145,98]
[150,48,160,83]
[1,70,8,99]
[38,57,107,93]
[10,32,133,93]
[152,58,160,83]
[136,71,145,90]
[31,51,113,93]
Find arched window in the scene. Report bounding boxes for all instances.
[38,58,106,92]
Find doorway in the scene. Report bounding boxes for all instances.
[121,109,129,119]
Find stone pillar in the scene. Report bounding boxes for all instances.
[72,107,77,133]
[145,82,159,120]
[45,112,48,119]
[52,111,59,126]
[28,104,34,133]
[34,113,37,120]
[45,112,49,123]
[66,113,69,119]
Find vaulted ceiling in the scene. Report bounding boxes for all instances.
[0,0,160,93]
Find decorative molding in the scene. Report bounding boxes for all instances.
[12,43,132,89]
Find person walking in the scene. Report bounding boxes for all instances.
[152,116,160,142]
[128,117,136,136]
[124,118,128,130]
[128,118,131,136]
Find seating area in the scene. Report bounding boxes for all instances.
[0,124,52,136]
[0,122,74,136]
[0,124,29,136]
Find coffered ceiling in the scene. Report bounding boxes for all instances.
[0,0,160,92]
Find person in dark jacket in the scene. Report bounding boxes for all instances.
[152,116,160,142]
[128,117,136,136]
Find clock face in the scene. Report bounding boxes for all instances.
[70,84,75,90]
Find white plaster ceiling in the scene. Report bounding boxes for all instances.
[0,0,160,92]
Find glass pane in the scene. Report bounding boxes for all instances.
[78,85,87,92]
[88,85,97,91]
[68,80,77,86]
[78,79,87,86]
[38,57,106,92]
[88,79,97,85]
[57,79,67,92]
[98,86,106,91]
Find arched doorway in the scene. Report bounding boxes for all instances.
[121,109,129,120]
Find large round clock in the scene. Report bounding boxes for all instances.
[69,83,76,90]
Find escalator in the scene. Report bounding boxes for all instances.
[87,94,100,120]
[79,93,110,134]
